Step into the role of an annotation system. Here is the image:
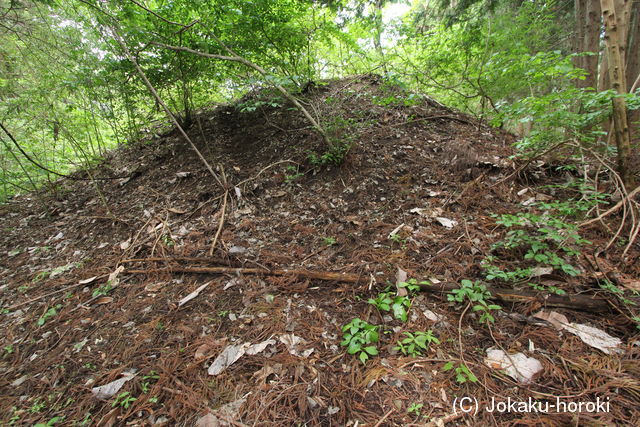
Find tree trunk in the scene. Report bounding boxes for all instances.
[601,0,635,189]
[625,2,640,147]
[373,0,387,72]
[574,0,587,83]
[626,1,640,88]
[584,1,602,89]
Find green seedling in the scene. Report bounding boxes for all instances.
[323,236,337,246]
[112,391,136,409]
[369,291,411,322]
[407,402,424,417]
[398,278,427,295]
[141,370,160,393]
[37,304,62,326]
[77,412,92,426]
[389,233,407,247]
[92,283,113,298]
[442,361,478,384]
[340,318,379,364]
[32,271,50,283]
[161,234,174,248]
[448,280,501,324]
[284,165,304,183]
[395,330,440,357]
[34,416,64,427]
[29,398,46,413]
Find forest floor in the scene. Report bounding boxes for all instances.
[1,76,639,426]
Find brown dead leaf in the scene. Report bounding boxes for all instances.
[144,282,165,292]
[168,207,187,214]
[195,343,213,360]
[619,278,640,291]
[533,310,568,329]
[251,363,282,384]
[396,267,408,297]
[94,297,113,305]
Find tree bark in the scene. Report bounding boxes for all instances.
[601,0,635,189]
[574,0,588,85]
[584,0,602,89]
[625,1,640,147]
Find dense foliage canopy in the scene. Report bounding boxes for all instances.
[1,0,638,201]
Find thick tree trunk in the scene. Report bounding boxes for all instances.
[601,0,635,189]
[626,2,640,88]
[625,2,640,147]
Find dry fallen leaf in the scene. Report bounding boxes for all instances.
[144,282,165,292]
[195,398,246,427]
[195,343,213,360]
[534,310,622,354]
[533,310,569,329]
[178,281,212,307]
[279,334,314,358]
[484,348,543,384]
[435,217,457,229]
[396,267,408,297]
[208,339,275,376]
[91,372,136,399]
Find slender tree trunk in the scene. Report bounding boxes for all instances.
[598,49,610,92]
[373,0,387,72]
[584,1,602,89]
[601,0,635,189]
[574,0,588,85]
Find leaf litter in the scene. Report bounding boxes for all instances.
[0,77,638,426]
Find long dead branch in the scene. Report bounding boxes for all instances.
[125,263,610,312]
[581,184,640,226]
[416,281,610,313]
[126,266,362,282]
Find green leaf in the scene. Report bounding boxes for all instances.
[364,346,378,355]
[347,341,361,354]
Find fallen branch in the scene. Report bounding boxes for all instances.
[210,165,229,255]
[580,184,640,227]
[418,282,610,313]
[125,263,610,312]
[120,256,235,265]
[127,266,362,283]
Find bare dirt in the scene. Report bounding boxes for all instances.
[1,76,639,426]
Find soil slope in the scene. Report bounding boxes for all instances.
[1,76,639,426]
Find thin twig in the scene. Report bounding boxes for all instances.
[209,190,228,256]
[373,408,394,427]
[111,30,225,190]
[6,274,109,310]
